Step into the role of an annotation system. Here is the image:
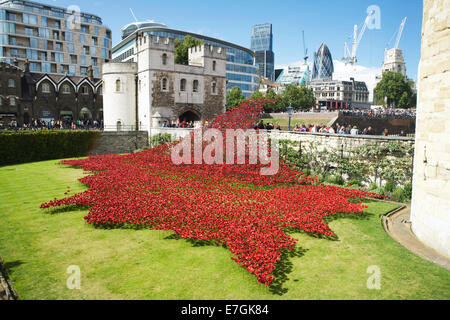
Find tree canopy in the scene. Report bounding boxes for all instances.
[174,36,204,65]
[374,71,416,108]
[226,87,246,111]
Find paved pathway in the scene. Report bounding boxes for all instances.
[382,205,450,271]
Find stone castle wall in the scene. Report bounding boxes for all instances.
[411,0,450,258]
[89,131,149,155]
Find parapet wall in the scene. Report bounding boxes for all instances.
[90,131,149,155]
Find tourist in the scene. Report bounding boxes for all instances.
[383,128,389,137]
[350,126,359,136]
[293,124,300,132]
[257,120,266,130]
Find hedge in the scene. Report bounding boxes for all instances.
[0,131,101,166]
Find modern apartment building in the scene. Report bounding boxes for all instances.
[113,21,259,97]
[251,23,275,82]
[0,0,112,78]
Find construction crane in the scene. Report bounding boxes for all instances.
[342,10,375,65]
[302,30,309,64]
[395,17,407,49]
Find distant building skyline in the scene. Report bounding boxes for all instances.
[251,23,275,81]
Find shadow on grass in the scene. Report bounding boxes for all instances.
[270,247,309,296]
[2,260,25,277]
[42,204,90,215]
[165,233,227,249]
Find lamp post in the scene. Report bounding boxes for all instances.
[287,104,294,132]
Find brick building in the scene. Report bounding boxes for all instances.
[0,60,102,127]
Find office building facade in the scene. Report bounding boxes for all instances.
[309,77,370,110]
[113,22,258,97]
[0,0,112,78]
[251,23,274,82]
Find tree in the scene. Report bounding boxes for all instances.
[278,84,316,111]
[226,87,245,111]
[374,71,415,108]
[264,89,279,113]
[174,36,204,65]
[249,91,264,100]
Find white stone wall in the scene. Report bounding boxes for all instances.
[411,0,450,258]
[102,63,138,131]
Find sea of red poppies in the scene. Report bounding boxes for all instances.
[41,99,383,286]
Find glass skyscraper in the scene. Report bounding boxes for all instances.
[312,43,334,80]
[251,23,274,82]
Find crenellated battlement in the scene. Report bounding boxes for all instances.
[136,34,175,50]
[189,44,226,60]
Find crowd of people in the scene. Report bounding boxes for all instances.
[341,108,416,119]
[0,118,103,131]
[161,120,198,129]
[291,123,408,137]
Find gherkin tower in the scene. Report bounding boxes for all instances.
[312,43,334,80]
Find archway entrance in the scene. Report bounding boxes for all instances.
[79,108,92,121]
[179,110,200,123]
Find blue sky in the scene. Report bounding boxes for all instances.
[49,0,423,79]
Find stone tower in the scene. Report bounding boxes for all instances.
[411,0,450,258]
[383,48,407,77]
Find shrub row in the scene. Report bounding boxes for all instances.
[0,131,100,166]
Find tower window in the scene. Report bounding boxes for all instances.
[180,79,186,92]
[116,79,121,92]
[162,53,167,66]
[193,80,199,93]
[162,78,168,91]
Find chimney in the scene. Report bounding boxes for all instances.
[24,59,30,73]
[87,65,94,81]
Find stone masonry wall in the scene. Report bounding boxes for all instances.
[411,0,450,258]
[90,131,149,155]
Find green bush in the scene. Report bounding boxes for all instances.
[333,174,345,186]
[0,131,100,166]
[384,181,395,193]
[150,133,172,147]
[347,179,364,187]
[403,183,413,200]
[392,187,406,203]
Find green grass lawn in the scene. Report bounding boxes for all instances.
[262,118,332,130]
[0,160,449,300]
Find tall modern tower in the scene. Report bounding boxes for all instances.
[312,43,334,80]
[251,23,274,82]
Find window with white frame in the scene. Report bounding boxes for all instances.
[8,79,15,88]
[42,83,51,93]
[81,85,89,95]
[9,97,16,106]
[62,84,71,94]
